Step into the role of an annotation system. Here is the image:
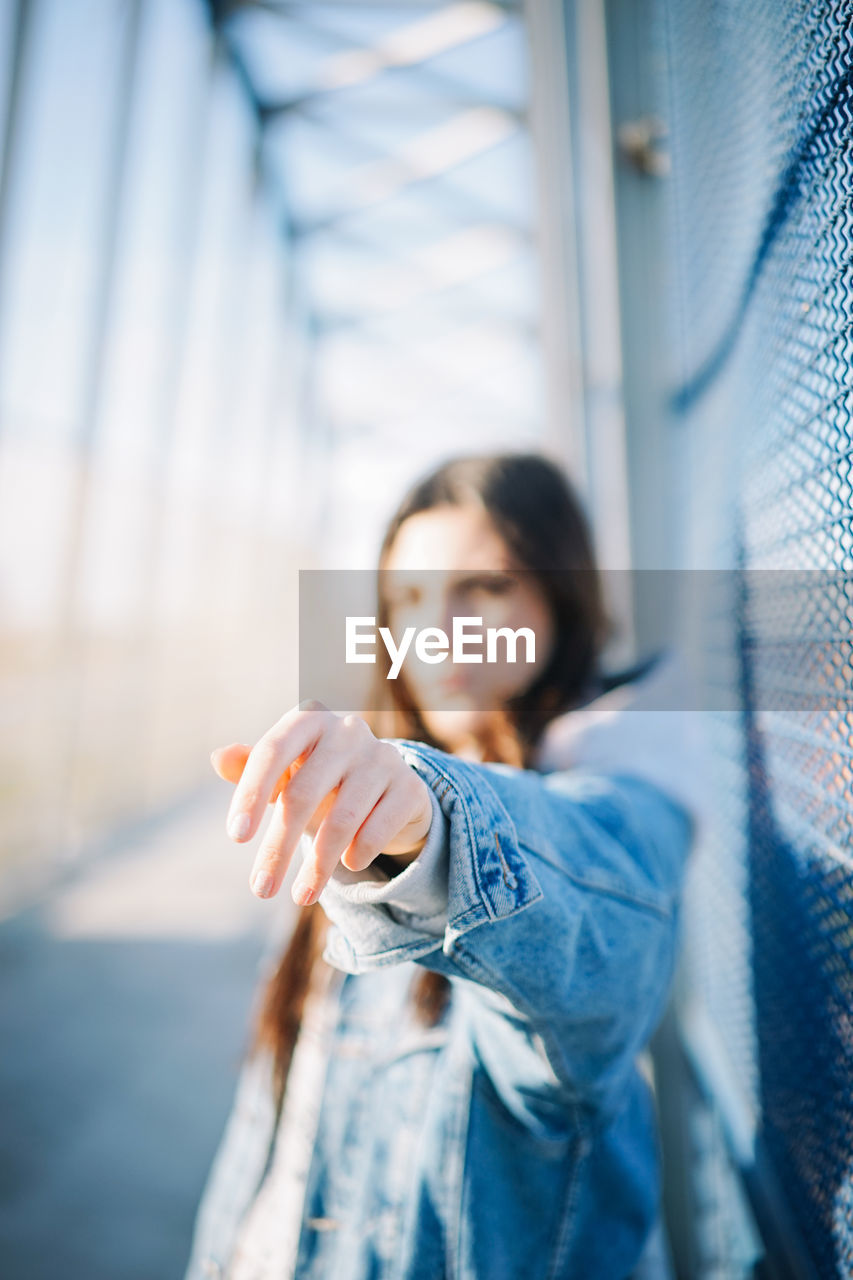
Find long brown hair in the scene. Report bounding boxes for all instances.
[253,451,612,1106]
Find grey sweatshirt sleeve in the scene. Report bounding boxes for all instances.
[311,786,450,937]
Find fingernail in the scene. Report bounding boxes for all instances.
[252,870,276,899]
[229,812,251,841]
[292,880,315,907]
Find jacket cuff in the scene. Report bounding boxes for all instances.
[316,738,543,974]
[317,787,449,936]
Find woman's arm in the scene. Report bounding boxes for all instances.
[318,736,692,1128]
[214,701,693,1128]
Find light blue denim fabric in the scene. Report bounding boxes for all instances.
[185,734,695,1280]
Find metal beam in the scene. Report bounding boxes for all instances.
[522,0,586,483]
[217,3,523,121]
[51,0,145,852]
[214,2,522,17]
[0,0,33,424]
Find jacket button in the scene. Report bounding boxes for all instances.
[306,1216,341,1231]
[201,1259,222,1277]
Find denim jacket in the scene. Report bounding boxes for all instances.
[185,650,709,1280]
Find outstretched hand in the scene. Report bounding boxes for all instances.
[211,700,434,906]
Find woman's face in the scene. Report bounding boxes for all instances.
[382,503,556,759]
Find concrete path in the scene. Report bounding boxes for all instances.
[0,785,297,1280]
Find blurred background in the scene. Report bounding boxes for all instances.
[1,1,852,1277]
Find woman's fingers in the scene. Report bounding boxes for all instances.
[297,766,390,894]
[211,744,250,784]
[212,741,309,804]
[258,721,391,904]
[376,773,434,856]
[247,746,358,898]
[292,758,432,901]
[218,704,434,907]
[248,794,292,899]
[251,782,370,906]
[347,788,424,869]
[225,705,330,843]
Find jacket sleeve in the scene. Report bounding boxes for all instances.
[316,738,695,1131]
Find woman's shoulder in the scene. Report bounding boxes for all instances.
[533,646,714,848]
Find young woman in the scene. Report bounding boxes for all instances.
[184,452,707,1280]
